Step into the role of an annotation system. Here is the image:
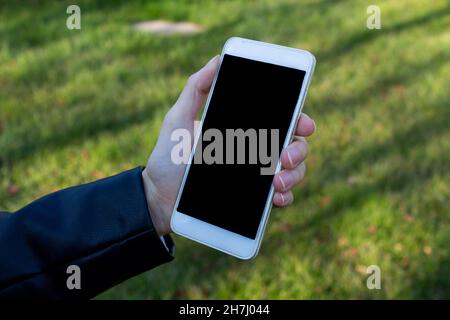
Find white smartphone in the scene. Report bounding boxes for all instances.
[171,37,315,259]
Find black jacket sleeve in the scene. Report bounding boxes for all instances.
[0,167,174,299]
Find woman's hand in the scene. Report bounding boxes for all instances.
[142,56,316,236]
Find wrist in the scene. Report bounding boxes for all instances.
[141,168,172,236]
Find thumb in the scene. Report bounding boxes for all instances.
[172,55,220,120]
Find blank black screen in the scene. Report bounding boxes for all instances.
[177,54,305,239]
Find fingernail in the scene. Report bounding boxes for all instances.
[279,193,285,205]
[287,147,300,167]
[279,174,286,189]
[279,173,294,190]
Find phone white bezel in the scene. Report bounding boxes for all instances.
[171,37,316,260]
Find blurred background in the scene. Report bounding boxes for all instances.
[0,0,449,299]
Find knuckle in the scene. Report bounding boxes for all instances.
[300,162,307,178]
[299,137,308,149]
[300,140,309,159]
[296,162,306,182]
[289,193,294,204]
[187,73,197,86]
[164,108,175,121]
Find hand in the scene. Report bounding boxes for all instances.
[142,56,316,236]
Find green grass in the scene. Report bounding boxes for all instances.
[1,0,449,299]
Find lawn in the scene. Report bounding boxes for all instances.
[0,0,449,299]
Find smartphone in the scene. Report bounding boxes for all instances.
[171,37,315,259]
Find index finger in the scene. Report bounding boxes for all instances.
[295,113,316,137]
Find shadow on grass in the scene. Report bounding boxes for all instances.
[1,0,448,299]
[0,0,134,52]
[149,25,449,301]
[311,51,450,117]
[3,0,446,167]
[409,257,450,299]
[318,5,450,61]
[0,1,288,165]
